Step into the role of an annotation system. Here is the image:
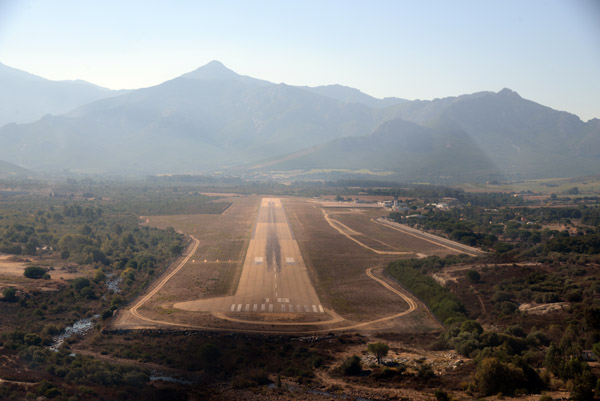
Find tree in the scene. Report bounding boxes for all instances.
[475,357,526,396]
[2,286,17,302]
[24,266,48,279]
[72,277,91,292]
[466,269,481,283]
[368,342,389,365]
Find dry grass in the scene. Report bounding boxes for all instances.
[284,198,442,331]
[134,196,260,321]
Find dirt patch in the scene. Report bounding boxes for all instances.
[0,255,28,276]
[518,302,567,314]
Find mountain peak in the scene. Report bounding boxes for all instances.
[497,88,521,98]
[180,60,239,80]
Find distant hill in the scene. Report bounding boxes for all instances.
[300,84,407,108]
[254,118,503,183]
[0,160,31,178]
[0,62,127,127]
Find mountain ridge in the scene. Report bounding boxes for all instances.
[0,62,128,127]
[0,61,598,182]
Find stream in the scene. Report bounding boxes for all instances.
[50,314,99,351]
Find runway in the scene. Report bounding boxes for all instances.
[174,198,324,317]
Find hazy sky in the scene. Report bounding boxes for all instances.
[1,0,599,120]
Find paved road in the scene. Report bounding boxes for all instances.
[175,198,324,315]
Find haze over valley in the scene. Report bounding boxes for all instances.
[0,61,598,183]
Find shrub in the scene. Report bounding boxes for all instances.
[341,355,362,376]
[505,325,526,338]
[197,343,221,369]
[79,286,95,299]
[24,266,48,279]
[122,371,148,387]
[466,269,481,283]
[2,287,17,302]
[72,278,91,292]
[24,333,42,346]
[475,357,531,396]
[417,363,435,379]
[460,320,483,335]
[435,389,451,401]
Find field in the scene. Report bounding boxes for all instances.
[458,174,600,195]
[112,195,479,334]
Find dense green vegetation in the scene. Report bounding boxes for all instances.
[385,256,470,324]
[389,196,600,261]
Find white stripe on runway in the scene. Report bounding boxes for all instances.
[236,304,242,312]
[261,304,265,312]
[289,304,294,313]
[318,305,324,313]
[253,304,257,312]
[245,304,250,312]
[230,304,235,312]
[281,304,286,312]
[312,305,317,313]
[269,304,273,312]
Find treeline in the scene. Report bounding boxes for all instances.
[390,203,600,258]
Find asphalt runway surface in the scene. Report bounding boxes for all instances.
[174,198,324,316]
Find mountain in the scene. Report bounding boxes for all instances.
[0,62,127,127]
[0,60,598,182]
[250,118,503,183]
[254,89,600,182]
[383,89,600,179]
[180,60,271,87]
[299,84,407,108]
[0,160,31,178]
[0,62,380,173]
